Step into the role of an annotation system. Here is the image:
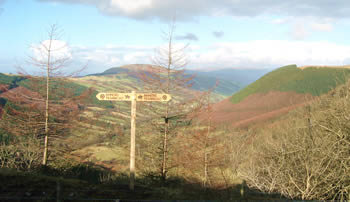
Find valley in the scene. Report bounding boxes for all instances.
[1,63,350,200]
[2,1,350,200]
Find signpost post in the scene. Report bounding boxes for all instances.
[96,91,171,191]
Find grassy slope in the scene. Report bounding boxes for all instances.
[69,69,237,171]
[231,64,350,103]
[0,73,113,108]
[0,73,23,104]
[70,73,141,113]
[0,73,26,88]
[0,74,114,144]
[67,73,142,167]
[18,77,114,108]
[0,74,124,179]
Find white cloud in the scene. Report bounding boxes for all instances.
[175,33,198,41]
[72,45,155,71]
[102,0,153,16]
[290,23,309,40]
[311,22,333,32]
[271,18,289,24]
[189,40,350,69]
[31,40,72,62]
[273,17,336,40]
[69,40,350,73]
[37,0,350,21]
[26,40,94,76]
[123,52,150,64]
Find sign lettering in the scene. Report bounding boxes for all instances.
[96,93,133,101]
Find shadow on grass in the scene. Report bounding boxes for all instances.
[0,162,289,201]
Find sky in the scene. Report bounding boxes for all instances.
[1,0,350,74]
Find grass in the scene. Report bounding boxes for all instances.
[0,167,153,200]
[0,166,283,201]
[231,64,350,103]
[71,144,128,163]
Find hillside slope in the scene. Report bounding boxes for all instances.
[231,64,350,103]
[211,64,350,127]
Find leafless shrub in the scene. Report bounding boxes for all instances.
[240,81,350,200]
[0,137,41,170]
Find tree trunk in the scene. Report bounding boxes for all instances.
[204,92,211,187]
[161,35,172,181]
[42,42,51,166]
[204,150,208,187]
[162,121,168,180]
[129,91,136,190]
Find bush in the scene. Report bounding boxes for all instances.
[0,137,41,170]
[240,81,350,200]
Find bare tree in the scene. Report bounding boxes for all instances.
[17,24,87,166]
[138,21,202,181]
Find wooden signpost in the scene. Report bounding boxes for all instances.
[96,91,171,191]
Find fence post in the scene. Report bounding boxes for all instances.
[56,178,62,202]
[240,180,246,199]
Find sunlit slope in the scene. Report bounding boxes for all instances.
[208,65,350,127]
[231,64,350,104]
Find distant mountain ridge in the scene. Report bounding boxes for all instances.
[89,64,269,97]
[90,64,170,76]
[186,68,271,87]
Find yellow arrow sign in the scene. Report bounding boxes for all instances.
[136,93,171,102]
[96,93,133,101]
[96,92,172,102]
[95,91,171,191]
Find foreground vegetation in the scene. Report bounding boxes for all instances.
[0,77,349,201]
[2,67,350,201]
[240,80,350,200]
[0,142,272,201]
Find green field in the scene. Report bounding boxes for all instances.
[230,64,350,103]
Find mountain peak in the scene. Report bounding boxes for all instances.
[298,65,350,70]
